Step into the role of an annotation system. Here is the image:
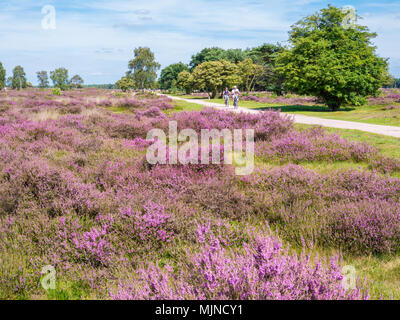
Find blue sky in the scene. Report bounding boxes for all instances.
[1,0,399,84]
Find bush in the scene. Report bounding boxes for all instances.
[52,88,62,96]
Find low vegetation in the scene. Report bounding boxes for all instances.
[1,89,400,299]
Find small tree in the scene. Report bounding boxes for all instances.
[127,47,160,90]
[192,60,240,99]
[50,68,70,90]
[159,63,189,90]
[70,75,84,89]
[0,62,5,90]
[37,71,49,88]
[276,5,391,110]
[116,77,135,92]
[177,70,194,94]
[11,66,27,90]
[238,58,264,92]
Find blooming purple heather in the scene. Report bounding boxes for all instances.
[0,88,398,300]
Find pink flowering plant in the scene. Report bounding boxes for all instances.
[0,88,399,300]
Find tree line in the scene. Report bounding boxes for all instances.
[116,5,394,110]
[0,64,84,90]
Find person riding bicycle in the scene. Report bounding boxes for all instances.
[223,88,230,107]
[232,86,240,109]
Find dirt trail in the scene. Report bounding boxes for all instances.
[168,95,400,138]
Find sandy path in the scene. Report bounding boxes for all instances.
[169,96,400,138]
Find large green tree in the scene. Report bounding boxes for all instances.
[0,62,5,90]
[276,5,391,110]
[127,47,160,90]
[37,71,49,88]
[50,68,70,90]
[11,66,27,90]
[159,62,189,90]
[192,60,240,99]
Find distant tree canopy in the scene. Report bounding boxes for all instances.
[159,62,189,90]
[176,44,283,93]
[127,47,160,90]
[70,75,84,89]
[0,62,5,90]
[276,5,391,110]
[116,76,135,92]
[192,60,240,99]
[84,84,117,89]
[50,68,70,90]
[189,47,247,69]
[37,71,49,88]
[385,78,400,89]
[11,66,27,90]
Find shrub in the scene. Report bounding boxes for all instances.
[52,88,62,96]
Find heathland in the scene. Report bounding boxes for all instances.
[1,89,400,299]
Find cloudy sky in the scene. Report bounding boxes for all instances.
[1,0,399,84]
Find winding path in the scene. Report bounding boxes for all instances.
[168,95,400,138]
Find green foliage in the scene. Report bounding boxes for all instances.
[50,68,70,90]
[189,47,247,70]
[83,84,116,89]
[238,58,264,92]
[177,70,194,94]
[52,87,62,96]
[245,43,284,93]
[159,62,189,90]
[276,5,391,110]
[70,75,84,89]
[37,71,49,88]
[127,47,160,90]
[0,62,5,90]
[246,43,283,66]
[192,60,240,98]
[188,44,283,92]
[115,77,135,92]
[11,66,27,90]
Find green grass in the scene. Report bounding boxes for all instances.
[104,106,133,114]
[345,254,400,299]
[287,104,400,127]
[170,99,204,112]
[45,280,92,300]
